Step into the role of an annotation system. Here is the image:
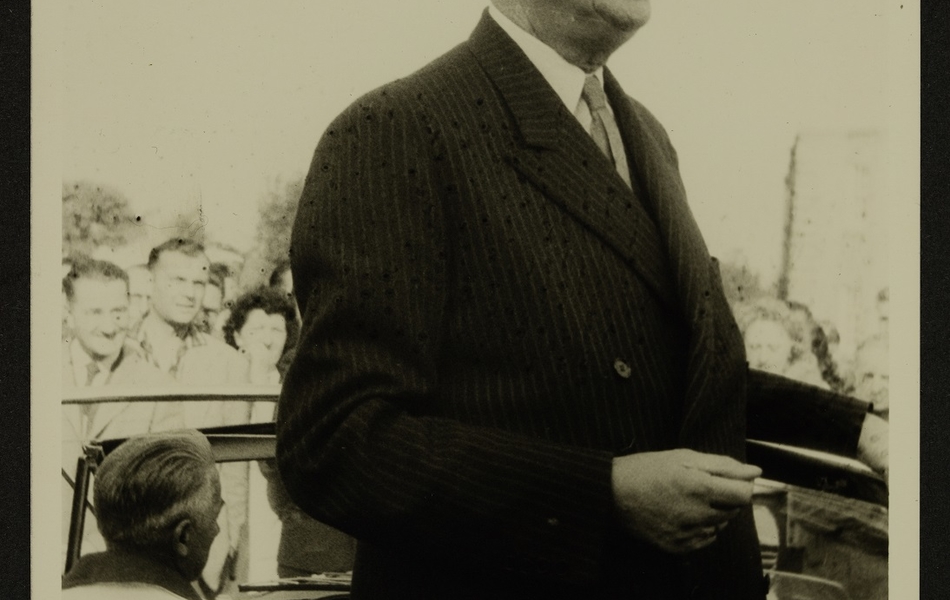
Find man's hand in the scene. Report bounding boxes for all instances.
[856,412,889,484]
[612,449,762,553]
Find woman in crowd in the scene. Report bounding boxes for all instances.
[733,297,829,389]
[223,287,299,385]
[225,283,358,578]
[853,334,889,419]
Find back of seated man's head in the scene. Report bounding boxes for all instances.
[94,430,222,581]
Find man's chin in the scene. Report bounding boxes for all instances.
[86,346,121,361]
[591,0,651,33]
[168,315,199,328]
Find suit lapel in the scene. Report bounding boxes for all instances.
[603,67,711,319]
[606,71,747,441]
[466,14,677,308]
[467,13,745,442]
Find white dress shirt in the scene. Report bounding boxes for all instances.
[487,5,630,185]
[69,340,118,388]
[488,5,609,133]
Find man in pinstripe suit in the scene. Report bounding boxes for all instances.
[276,2,888,598]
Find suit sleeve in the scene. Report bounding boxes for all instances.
[746,368,870,458]
[276,93,615,583]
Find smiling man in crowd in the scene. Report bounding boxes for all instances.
[277,1,888,599]
[61,256,173,465]
[133,239,242,381]
[61,256,174,469]
[63,258,168,391]
[61,258,174,563]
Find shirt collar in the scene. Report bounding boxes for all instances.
[136,312,205,347]
[487,5,604,117]
[69,339,121,378]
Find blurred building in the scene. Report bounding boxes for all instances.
[777,130,889,364]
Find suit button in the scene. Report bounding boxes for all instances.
[613,359,632,379]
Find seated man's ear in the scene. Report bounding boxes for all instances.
[172,519,194,558]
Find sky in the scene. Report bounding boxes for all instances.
[56,0,907,286]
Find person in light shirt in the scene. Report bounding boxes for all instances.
[61,258,175,564]
[133,238,246,383]
[63,258,168,390]
[61,257,174,452]
[61,257,175,452]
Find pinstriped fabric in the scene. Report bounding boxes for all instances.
[603,69,769,597]
[603,70,748,456]
[276,12,868,600]
[280,39,625,591]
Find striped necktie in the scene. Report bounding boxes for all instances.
[582,74,632,188]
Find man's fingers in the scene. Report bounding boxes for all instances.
[676,526,719,552]
[691,536,716,551]
[686,452,762,481]
[612,451,759,552]
[700,474,756,508]
[680,503,740,528]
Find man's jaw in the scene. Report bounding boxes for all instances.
[170,318,199,338]
[83,337,123,364]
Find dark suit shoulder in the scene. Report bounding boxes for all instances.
[320,40,492,151]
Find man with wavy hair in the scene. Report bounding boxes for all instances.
[63,430,223,600]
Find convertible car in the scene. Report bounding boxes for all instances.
[62,388,888,600]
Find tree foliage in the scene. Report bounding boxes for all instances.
[718,260,769,305]
[62,181,143,258]
[171,205,207,244]
[256,176,304,266]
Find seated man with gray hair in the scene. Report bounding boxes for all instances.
[63,430,223,600]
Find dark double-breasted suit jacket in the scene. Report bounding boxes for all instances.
[277,12,869,600]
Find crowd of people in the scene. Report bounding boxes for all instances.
[60,237,356,596]
[731,292,890,419]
